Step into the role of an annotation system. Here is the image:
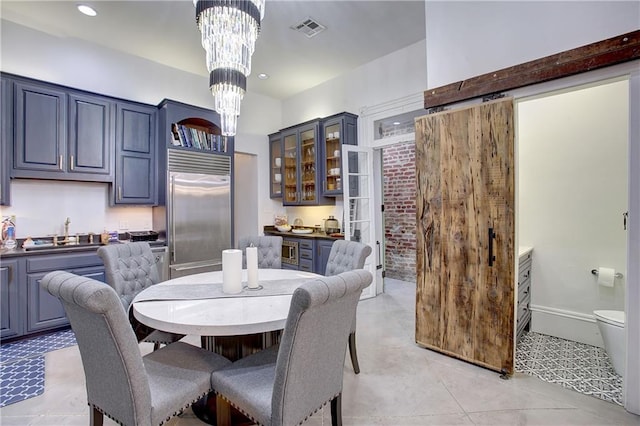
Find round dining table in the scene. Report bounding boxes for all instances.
[132,268,322,357]
[133,268,322,425]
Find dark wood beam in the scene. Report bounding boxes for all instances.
[424,30,640,110]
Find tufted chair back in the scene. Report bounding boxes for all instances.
[325,239,372,277]
[237,236,283,269]
[97,242,159,310]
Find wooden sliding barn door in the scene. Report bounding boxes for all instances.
[415,98,515,374]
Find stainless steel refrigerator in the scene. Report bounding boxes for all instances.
[158,150,232,279]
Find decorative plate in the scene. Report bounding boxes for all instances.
[291,229,313,234]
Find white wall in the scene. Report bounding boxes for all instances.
[425,1,640,88]
[278,39,427,226]
[517,79,629,346]
[0,20,281,238]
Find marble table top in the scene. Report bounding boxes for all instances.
[133,269,321,336]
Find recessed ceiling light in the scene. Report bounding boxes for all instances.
[258,73,269,80]
[393,121,401,125]
[77,4,97,17]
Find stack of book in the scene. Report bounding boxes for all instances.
[171,123,228,152]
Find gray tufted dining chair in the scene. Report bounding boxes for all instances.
[325,239,372,374]
[211,270,373,426]
[97,242,184,350]
[237,236,283,269]
[41,271,231,426]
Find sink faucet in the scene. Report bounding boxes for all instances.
[64,217,71,241]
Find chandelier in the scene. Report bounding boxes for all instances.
[194,0,266,136]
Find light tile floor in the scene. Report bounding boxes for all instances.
[1,278,638,425]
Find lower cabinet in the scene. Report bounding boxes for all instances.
[1,258,22,339]
[279,235,335,275]
[0,252,106,342]
[315,240,334,275]
[26,266,105,333]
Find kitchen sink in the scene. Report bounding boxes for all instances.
[24,242,106,251]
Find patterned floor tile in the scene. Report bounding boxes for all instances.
[0,329,77,407]
[0,356,45,407]
[516,331,623,406]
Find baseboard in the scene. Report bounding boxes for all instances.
[529,304,604,347]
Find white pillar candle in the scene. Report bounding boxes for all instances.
[222,249,243,294]
[246,246,259,288]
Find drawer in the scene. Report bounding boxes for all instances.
[299,248,313,261]
[27,252,103,273]
[299,240,313,250]
[518,259,531,284]
[519,250,532,264]
[518,277,530,301]
[517,293,530,323]
[299,258,313,272]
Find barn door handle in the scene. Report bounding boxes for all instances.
[488,227,496,267]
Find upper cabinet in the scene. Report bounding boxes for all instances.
[269,132,283,199]
[271,112,358,203]
[11,77,114,182]
[1,77,12,205]
[113,102,157,205]
[156,99,233,206]
[320,112,357,196]
[282,120,333,206]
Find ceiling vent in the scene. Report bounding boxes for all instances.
[290,17,326,38]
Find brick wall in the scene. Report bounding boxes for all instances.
[382,142,416,282]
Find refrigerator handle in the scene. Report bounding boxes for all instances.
[170,175,176,264]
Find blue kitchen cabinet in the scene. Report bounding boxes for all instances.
[67,92,114,181]
[1,258,23,339]
[314,239,335,275]
[320,112,358,197]
[24,252,105,335]
[12,80,67,175]
[113,101,157,205]
[10,75,114,182]
[269,132,283,199]
[156,99,233,206]
[1,77,11,205]
[282,120,333,206]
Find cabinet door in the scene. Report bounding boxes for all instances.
[68,93,113,179]
[315,240,334,275]
[114,102,157,205]
[1,78,11,205]
[13,81,67,174]
[321,113,358,197]
[282,130,299,205]
[1,259,22,339]
[269,133,283,198]
[298,123,320,205]
[26,266,105,333]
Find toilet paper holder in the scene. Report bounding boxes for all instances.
[591,269,623,279]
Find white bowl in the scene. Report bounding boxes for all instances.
[276,225,291,232]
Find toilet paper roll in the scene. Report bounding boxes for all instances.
[246,246,259,288]
[222,249,243,294]
[597,267,616,288]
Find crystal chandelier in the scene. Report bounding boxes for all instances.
[195,0,265,136]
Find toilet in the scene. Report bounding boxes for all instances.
[593,310,626,376]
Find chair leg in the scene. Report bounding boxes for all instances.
[348,331,360,374]
[153,342,160,351]
[90,406,103,426]
[331,394,342,426]
[216,394,232,426]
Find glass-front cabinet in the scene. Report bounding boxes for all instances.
[269,132,282,198]
[282,120,331,206]
[321,112,357,196]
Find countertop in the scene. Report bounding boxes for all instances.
[263,226,343,241]
[0,239,167,259]
[519,246,533,258]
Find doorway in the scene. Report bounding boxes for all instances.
[515,77,629,404]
